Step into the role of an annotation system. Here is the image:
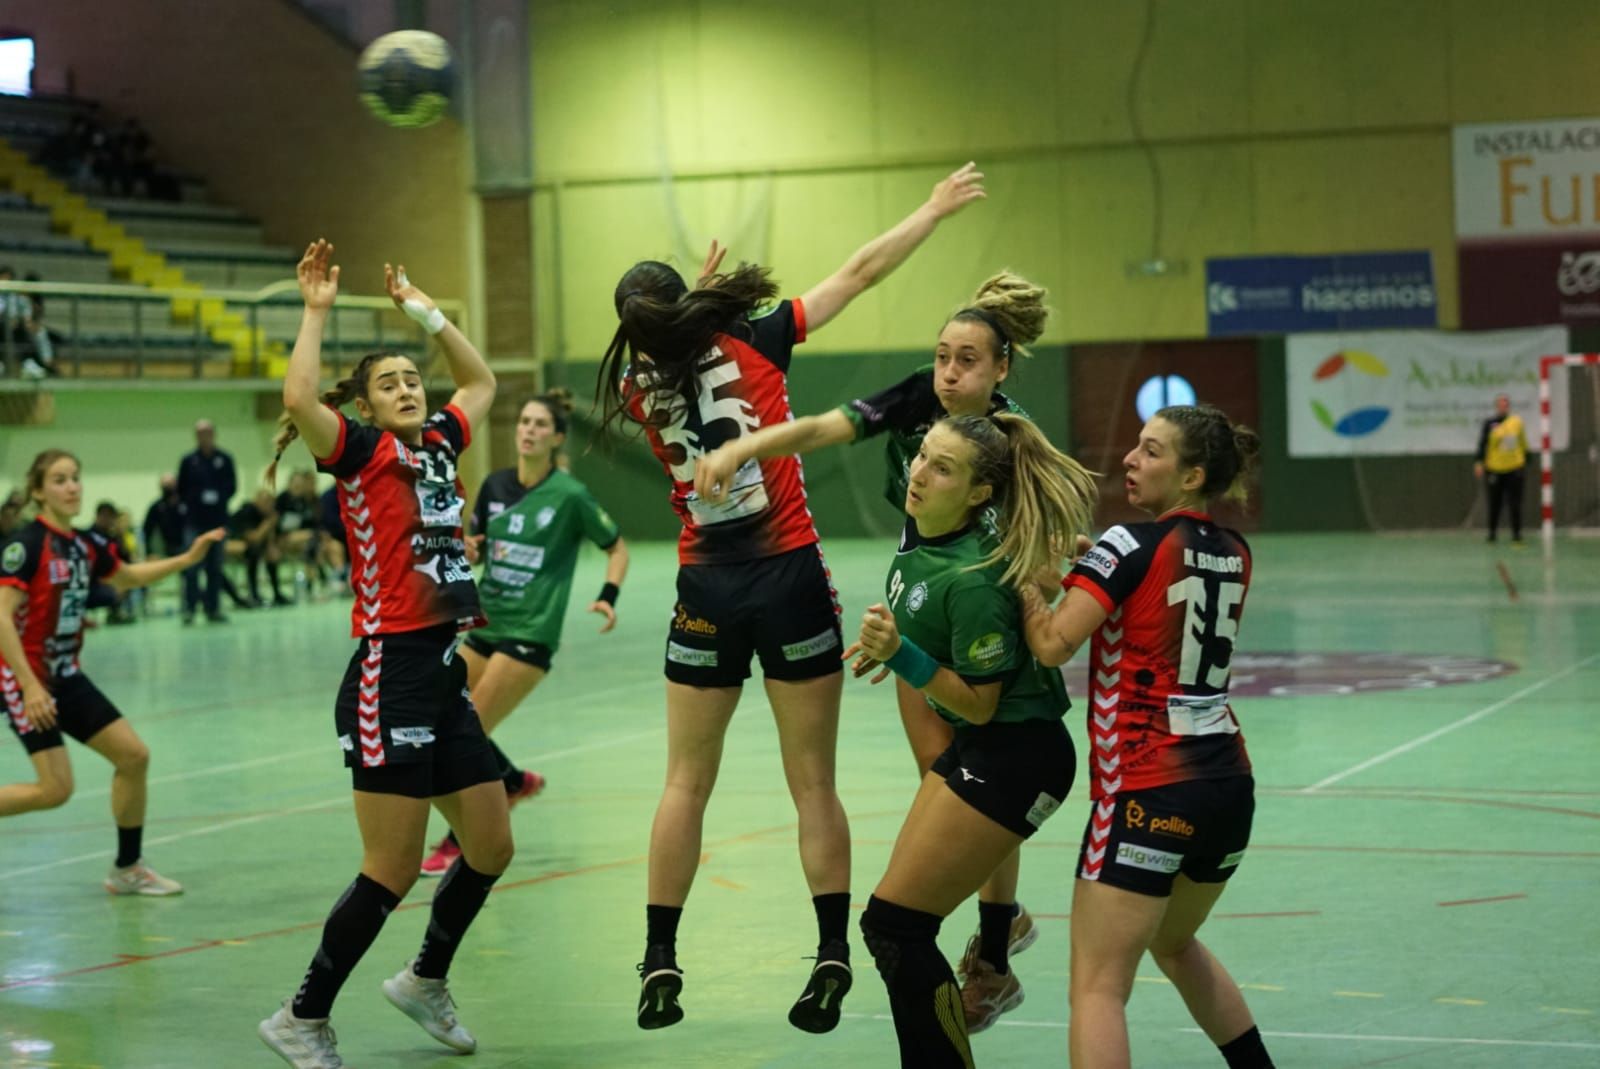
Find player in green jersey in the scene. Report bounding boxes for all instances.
[694,272,1054,1026]
[420,391,630,876]
[846,412,1096,1066]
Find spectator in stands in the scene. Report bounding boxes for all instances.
[0,266,36,376]
[19,272,60,378]
[142,473,185,557]
[111,118,156,198]
[319,484,350,597]
[177,419,236,624]
[0,489,24,538]
[228,488,284,608]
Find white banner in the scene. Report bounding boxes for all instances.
[1286,326,1570,457]
[1454,118,1600,240]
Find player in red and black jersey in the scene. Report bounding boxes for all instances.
[1022,405,1274,1069]
[694,271,1058,1028]
[0,449,224,896]
[257,241,508,1069]
[597,164,986,1034]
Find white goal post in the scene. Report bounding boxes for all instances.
[1539,352,1600,552]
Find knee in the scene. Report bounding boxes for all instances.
[38,779,73,809]
[860,895,942,985]
[663,770,718,808]
[475,834,514,876]
[114,743,150,776]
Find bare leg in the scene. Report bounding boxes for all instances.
[647,682,740,906]
[85,719,149,828]
[766,672,849,895]
[0,746,73,816]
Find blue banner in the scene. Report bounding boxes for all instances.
[1205,252,1437,335]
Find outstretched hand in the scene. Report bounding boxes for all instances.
[298,239,340,310]
[183,527,225,565]
[695,239,727,288]
[926,161,986,220]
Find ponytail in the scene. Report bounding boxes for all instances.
[941,413,1099,590]
[596,261,779,438]
[264,351,388,489]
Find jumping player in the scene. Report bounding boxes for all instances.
[257,240,510,1069]
[695,271,1050,1028]
[418,389,630,876]
[600,162,986,1034]
[1,448,224,895]
[846,413,1097,1067]
[1020,404,1273,1069]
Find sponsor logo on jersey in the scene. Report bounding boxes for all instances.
[1125,799,1147,828]
[1080,547,1118,579]
[390,726,436,748]
[667,641,718,667]
[783,629,840,661]
[1114,842,1183,874]
[536,506,556,530]
[487,565,534,588]
[1103,525,1141,556]
[1151,814,1196,839]
[959,767,986,784]
[1183,548,1244,574]
[968,632,1008,669]
[673,605,718,636]
[1,542,23,573]
[1025,791,1061,829]
[906,581,928,614]
[493,542,546,570]
[1219,849,1246,869]
[596,508,616,531]
[338,734,354,752]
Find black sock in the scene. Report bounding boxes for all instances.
[490,740,525,792]
[813,892,850,958]
[293,873,400,1019]
[266,561,283,598]
[443,829,460,849]
[977,900,1014,975]
[1219,1025,1274,1069]
[245,558,262,602]
[414,858,500,979]
[646,904,683,961]
[115,825,142,868]
[861,896,971,1068]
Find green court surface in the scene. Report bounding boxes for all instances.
[2,534,1597,1068]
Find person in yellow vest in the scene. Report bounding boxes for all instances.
[1473,394,1527,544]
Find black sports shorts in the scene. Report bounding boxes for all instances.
[4,670,122,755]
[1076,775,1255,897]
[929,717,1076,839]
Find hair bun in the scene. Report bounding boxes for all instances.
[967,271,1049,352]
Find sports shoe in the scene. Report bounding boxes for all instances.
[507,769,546,805]
[788,939,852,1033]
[637,947,684,1030]
[1007,902,1038,957]
[381,961,477,1053]
[258,1002,343,1068]
[105,859,183,896]
[419,835,462,877]
[956,936,1025,1034]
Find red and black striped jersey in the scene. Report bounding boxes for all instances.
[314,404,485,638]
[0,517,120,685]
[628,299,820,566]
[1066,510,1253,800]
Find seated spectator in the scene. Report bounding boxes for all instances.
[0,266,37,375]
[318,484,350,597]
[83,501,136,625]
[227,489,286,607]
[19,273,61,378]
[0,489,25,537]
[275,470,322,600]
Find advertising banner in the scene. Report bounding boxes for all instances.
[1285,325,1569,457]
[1206,253,1437,335]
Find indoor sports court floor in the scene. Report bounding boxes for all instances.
[2,533,1597,1068]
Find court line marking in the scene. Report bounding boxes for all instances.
[1303,652,1600,792]
[842,1015,1600,1049]
[0,727,665,884]
[1438,892,1527,907]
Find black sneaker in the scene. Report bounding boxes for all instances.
[637,947,683,1030]
[788,939,852,1034]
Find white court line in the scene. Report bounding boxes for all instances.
[0,726,664,884]
[841,1015,1600,1050]
[1303,652,1600,792]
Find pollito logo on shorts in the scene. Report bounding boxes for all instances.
[1309,350,1390,437]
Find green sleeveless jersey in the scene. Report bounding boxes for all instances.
[475,470,620,651]
[838,365,1029,510]
[884,524,1068,729]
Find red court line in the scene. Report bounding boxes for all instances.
[1437,893,1527,908]
[0,813,897,992]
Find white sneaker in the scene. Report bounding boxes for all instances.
[258,1002,343,1068]
[105,859,183,896]
[382,961,477,1052]
[19,359,45,379]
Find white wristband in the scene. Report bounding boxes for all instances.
[403,298,447,335]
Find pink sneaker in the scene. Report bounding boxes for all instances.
[507,770,546,806]
[419,836,462,878]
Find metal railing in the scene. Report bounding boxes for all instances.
[0,278,469,381]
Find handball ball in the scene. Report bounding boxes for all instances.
[357,30,455,129]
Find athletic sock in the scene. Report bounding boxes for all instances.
[861,895,972,1068]
[293,873,400,1019]
[646,904,683,961]
[414,858,500,979]
[489,739,526,792]
[812,892,850,959]
[1219,1025,1275,1068]
[115,825,142,868]
[977,900,1014,975]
